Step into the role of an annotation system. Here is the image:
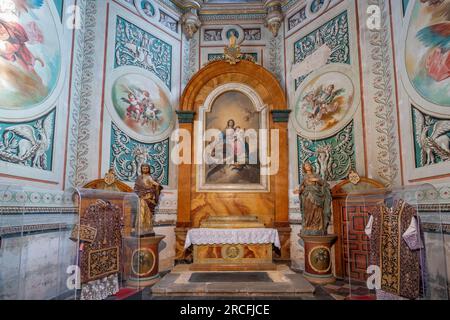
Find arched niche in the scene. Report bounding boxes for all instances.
[175,60,291,262]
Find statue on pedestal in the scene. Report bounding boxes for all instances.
[133,164,163,236]
[295,161,332,236]
[295,162,336,284]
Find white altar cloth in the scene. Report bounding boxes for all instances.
[184,228,280,249]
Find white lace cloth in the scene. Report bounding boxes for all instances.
[80,274,119,300]
[184,228,281,249]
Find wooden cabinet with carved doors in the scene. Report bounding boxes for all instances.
[331,177,385,283]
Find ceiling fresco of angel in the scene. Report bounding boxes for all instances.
[405,0,450,107]
[0,0,61,110]
[111,72,173,138]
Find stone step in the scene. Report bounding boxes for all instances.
[149,268,316,297]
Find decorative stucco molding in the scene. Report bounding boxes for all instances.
[366,0,401,188]
[66,0,98,188]
[268,29,285,86]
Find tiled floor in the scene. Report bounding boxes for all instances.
[320,279,375,300]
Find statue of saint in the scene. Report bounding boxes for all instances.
[229,31,237,47]
[295,162,332,236]
[133,164,163,236]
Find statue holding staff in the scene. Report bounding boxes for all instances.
[294,162,332,236]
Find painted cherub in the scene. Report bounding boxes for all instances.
[141,102,161,133]
[123,92,141,120]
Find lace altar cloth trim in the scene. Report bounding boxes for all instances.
[184,228,281,249]
[80,274,119,300]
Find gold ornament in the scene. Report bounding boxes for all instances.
[308,246,331,273]
[104,168,116,185]
[348,170,361,185]
[221,244,243,259]
[224,32,242,65]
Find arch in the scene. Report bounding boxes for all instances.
[180,60,287,112]
[331,177,386,197]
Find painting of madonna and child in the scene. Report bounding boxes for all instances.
[203,90,262,186]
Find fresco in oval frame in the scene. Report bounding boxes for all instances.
[135,0,160,23]
[293,64,359,140]
[222,25,244,45]
[106,67,174,142]
[0,0,65,120]
[306,0,330,17]
[400,0,450,112]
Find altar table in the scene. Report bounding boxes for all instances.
[184,228,280,271]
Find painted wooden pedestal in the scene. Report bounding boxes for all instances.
[123,235,165,288]
[300,234,338,285]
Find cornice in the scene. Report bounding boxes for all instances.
[170,0,299,15]
[199,12,267,22]
[199,7,267,15]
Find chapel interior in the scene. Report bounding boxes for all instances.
[0,0,449,301]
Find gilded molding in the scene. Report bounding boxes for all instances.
[268,29,284,85]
